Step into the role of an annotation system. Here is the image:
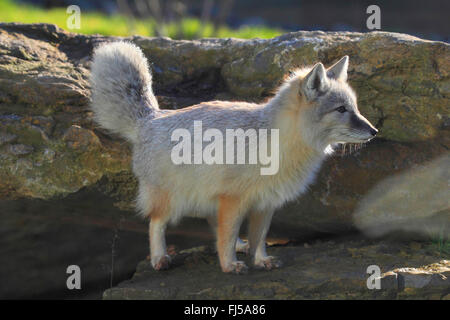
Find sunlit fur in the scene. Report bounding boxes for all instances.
[90,42,377,273]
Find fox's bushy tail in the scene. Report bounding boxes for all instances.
[90,42,159,144]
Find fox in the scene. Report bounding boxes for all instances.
[89,42,377,274]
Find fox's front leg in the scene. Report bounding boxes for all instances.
[216,195,248,274]
[207,216,249,254]
[248,209,282,270]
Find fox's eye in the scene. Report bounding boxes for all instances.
[336,106,347,113]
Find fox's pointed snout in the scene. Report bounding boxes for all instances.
[350,112,378,140]
[364,118,378,137]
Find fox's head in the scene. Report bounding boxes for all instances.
[294,56,378,152]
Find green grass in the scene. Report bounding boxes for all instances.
[431,228,450,256]
[427,224,450,256]
[0,0,284,39]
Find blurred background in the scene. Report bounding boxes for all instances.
[1,0,449,41]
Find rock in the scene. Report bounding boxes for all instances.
[0,23,448,239]
[379,260,450,292]
[271,140,449,239]
[353,154,450,238]
[396,261,450,289]
[0,132,17,145]
[8,144,34,155]
[103,239,449,299]
[380,260,450,299]
[62,125,101,149]
[0,190,149,299]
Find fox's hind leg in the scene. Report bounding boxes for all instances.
[248,209,282,270]
[207,216,249,254]
[141,186,172,271]
[149,217,171,270]
[216,195,248,274]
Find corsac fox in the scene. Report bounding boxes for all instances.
[90,42,377,274]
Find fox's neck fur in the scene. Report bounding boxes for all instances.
[249,71,331,209]
[268,68,332,160]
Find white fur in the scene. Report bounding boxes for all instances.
[90,44,377,272]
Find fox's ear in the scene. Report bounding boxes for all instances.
[302,63,329,101]
[327,56,349,81]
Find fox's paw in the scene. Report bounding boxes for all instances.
[223,261,249,275]
[254,256,282,271]
[235,238,249,254]
[152,255,172,271]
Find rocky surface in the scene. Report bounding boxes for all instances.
[0,190,217,299]
[0,23,448,237]
[0,191,147,299]
[103,238,449,299]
